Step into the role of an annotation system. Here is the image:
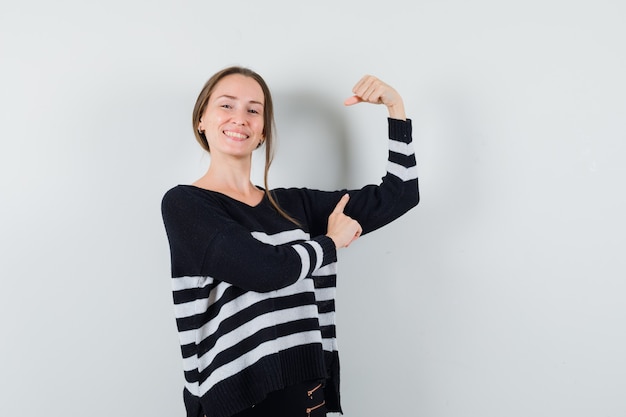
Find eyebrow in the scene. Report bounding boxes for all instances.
[216,95,264,106]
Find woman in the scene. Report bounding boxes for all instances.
[161,66,419,417]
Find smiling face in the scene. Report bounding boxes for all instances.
[198,73,265,159]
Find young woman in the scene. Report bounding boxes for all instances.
[161,66,419,417]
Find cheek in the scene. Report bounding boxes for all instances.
[254,120,265,136]
[205,117,225,134]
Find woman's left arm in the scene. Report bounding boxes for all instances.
[341,75,418,234]
[299,76,419,237]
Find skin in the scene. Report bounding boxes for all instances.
[194,74,267,206]
[193,73,406,249]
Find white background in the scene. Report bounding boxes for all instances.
[1,1,625,416]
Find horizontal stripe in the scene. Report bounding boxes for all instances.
[320,325,337,340]
[199,331,323,396]
[178,279,314,349]
[322,338,337,352]
[203,319,321,380]
[196,292,316,357]
[174,297,203,319]
[185,379,199,395]
[175,282,242,322]
[182,357,199,385]
[313,275,336,289]
[190,306,319,373]
[314,287,336,302]
[313,262,337,277]
[387,161,419,182]
[174,279,244,321]
[388,138,414,156]
[317,300,336,314]
[177,285,251,334]
[250,229,310,245]
[389,151,416,168]
[318,311,335,327]
[180,342,198,361]
[172,275,214,292]
[173,285,213,306]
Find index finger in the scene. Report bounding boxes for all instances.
[332,193,350,214]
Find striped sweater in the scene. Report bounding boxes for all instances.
[161,118,419,417]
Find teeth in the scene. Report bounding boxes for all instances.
[224,131,248,139]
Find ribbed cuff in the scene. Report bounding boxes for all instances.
[388,117,412,143]
[313,235,337,266]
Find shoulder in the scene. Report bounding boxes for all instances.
[161,185,224,220]
[162,184,200,200]
[162,185,195,210]
[162,184,224,204]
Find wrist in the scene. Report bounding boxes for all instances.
[325,234,339,249]
[386,102,406,120]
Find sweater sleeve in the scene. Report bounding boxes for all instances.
[348,117,419,233]
[161,186,337,292]
[296,118,419,236]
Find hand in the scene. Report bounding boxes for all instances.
[326,194,362,249]
[344,75,406,120]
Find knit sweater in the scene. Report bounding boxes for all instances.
[161,118,419,417]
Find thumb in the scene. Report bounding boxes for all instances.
[332,193,350,214]
[343,95,362,106]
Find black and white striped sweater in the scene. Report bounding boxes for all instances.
[161,118,419,417]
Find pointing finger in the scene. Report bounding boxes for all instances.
[332,194,350,214]
[343,96,361,106]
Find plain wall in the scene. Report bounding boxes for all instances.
[1,1,625,416]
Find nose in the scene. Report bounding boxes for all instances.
[232,108,248,125]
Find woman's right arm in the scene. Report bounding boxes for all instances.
[161,186,337,292]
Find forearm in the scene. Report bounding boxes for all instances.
[200,229,337,292]
[345,118,419,233]
[386,100,406,121]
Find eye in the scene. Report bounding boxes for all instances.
[248,108,260,114]
[221,104,232,109]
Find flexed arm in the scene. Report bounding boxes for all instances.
[300,75,418,237]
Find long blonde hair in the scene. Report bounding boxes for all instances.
[192,66,299,225]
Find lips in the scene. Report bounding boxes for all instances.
[223,130,249,141]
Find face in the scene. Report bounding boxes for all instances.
[198,74,265,159]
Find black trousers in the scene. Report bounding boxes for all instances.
[232,380,327,417]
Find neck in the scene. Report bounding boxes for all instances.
[193,155,264,204]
